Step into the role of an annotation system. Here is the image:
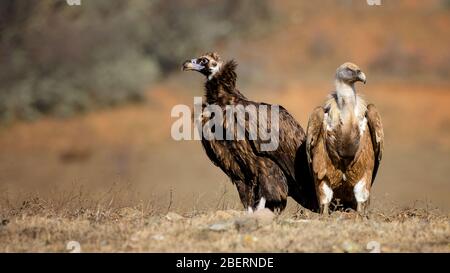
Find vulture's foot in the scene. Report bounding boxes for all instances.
[356,201,368,217]
[320,203,330,216]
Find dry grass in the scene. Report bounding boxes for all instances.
[0,191,448,253]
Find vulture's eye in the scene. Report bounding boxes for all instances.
[199,58,208,65]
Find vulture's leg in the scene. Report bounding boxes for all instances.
[356,202,366,215]
[257,165,288,213]
[318,181,333,215]
[256,197,266,211]
[235,180,254,213]
[320,204,329,215]
[353,177,370,215]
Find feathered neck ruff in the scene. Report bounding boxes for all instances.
[204,60,246,105]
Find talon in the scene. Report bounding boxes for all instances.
[320,203,330,215]
[356,202,367,216]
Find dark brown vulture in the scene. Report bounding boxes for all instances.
[306,62,384,215]
[182,52,318,213]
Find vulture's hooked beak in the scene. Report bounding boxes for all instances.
[182,59,204,72]
[357,71,367,84]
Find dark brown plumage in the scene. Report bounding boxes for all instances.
[182,52,317,212]
[306,62,384,214]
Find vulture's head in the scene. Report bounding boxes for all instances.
[336,62,366,85]
[182,52,223,80]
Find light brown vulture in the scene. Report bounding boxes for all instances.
[306,62,384,214]
[182,52,318,213]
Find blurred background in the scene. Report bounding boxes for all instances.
[0,0,449,213]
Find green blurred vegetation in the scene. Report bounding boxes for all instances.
[0,0,273,123]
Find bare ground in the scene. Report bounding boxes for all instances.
[0,195,448,253]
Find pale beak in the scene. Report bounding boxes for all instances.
[182,58,204,71]
[358,71,367,84]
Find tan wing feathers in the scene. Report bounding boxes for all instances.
[366,104,384,184]
[306,107,325,179]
